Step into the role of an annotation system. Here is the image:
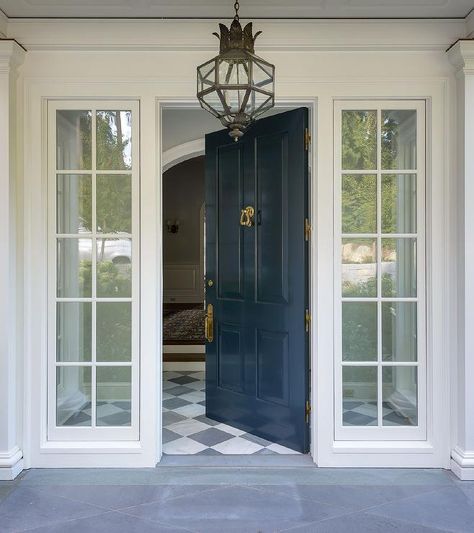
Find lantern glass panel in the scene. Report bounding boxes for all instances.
[198,60,216,93]
[201,90,225,115]
[221,88,251,115]
[217,57,250,88]
[252,58,274,89]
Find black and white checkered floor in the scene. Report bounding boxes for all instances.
[63,401,131,427]
[162,371,300,455]
[343,400,417,426]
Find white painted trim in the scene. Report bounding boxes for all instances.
[0,39,25,481]
[451,447,474,480]
[6,19,467,52]
[0,446,24,481]
[466,10,474,37]
[162,139,204,173]
[447,40,474,72]
[0,10,7,38]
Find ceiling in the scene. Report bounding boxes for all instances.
[0,0,472,19]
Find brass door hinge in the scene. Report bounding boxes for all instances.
[305,400,311,423]
[304,218,311,242]
[305,309,311,333]
[304,128,311,151]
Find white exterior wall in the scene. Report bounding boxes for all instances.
[448,40,474,481]
[0,16,470,474]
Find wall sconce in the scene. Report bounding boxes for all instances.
[166,219,180,234]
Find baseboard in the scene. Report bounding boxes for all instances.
[0,446,24,480]
[451,447,474,480]
[163,361,205,371]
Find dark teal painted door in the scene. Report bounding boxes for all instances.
[205,108,309,453]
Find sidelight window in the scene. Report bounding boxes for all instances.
[48,102,139,441]
[334,101,426,441]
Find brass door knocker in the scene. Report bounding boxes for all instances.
[240,206,255,227]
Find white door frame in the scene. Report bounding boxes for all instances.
[157,98,319,461]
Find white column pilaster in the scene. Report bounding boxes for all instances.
[0,40,25,481]
[448,39,474,481]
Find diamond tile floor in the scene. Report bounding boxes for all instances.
[1,466,472,532]
[162,371,300,455]
[343,400,417,427]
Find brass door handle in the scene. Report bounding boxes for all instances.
[240,206,255,227]
[205,303,214,343]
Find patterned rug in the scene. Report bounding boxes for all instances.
[163,307,206,344]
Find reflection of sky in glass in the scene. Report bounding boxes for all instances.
[108,111,132,168]
[98,111,132,169]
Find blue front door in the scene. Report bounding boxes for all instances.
[205,108,309,453]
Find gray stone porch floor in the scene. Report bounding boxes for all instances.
[0,460,473,532]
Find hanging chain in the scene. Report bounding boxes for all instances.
[233,0,240,20]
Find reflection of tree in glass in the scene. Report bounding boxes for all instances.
[342,111,377,170]
[343,274,394,298]
[342,303,377,361]
[97,111,131,171]
[342,175,376,233]
[77,112,132,300]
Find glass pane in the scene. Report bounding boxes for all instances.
[343,366,378,426]
[382,110,417,170]
[342,110,377,170]
[56,110,92,170]
[96,111,132,170]
[96,302,131,362]
[382,302,417,362]
[382,238,417,297]
[342,238,377,297]
[57,174,92,234]
[57,238,92,298]
[342,303,377,361]
[382,367,418,426]
[96,174,132,234]
[56,302,92,362]
[342,174,377,233]
[96,366,131,426]
[382,174,417,234]
[97,239,132,298]
[56,366,91,426]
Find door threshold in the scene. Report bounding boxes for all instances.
[159,454,315,467]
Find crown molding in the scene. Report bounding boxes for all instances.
[0,40,26,72]
[0,9,7,37]
[466,9,474,37]
[447,39,474,73]
[6,18,467,52]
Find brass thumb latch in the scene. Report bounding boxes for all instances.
[240,206,255,227]
[205,303,214,343]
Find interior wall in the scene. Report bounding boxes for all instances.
[163,156,205,303]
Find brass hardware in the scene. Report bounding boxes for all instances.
[305,309,311,333]
[205,304,214,343]
[305,400,311,423]
[304,218,311,242]
[304,128,311,151]
[240,206,255,227]
[207,279,214,287]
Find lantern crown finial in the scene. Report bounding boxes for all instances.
[213,20,262,55]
